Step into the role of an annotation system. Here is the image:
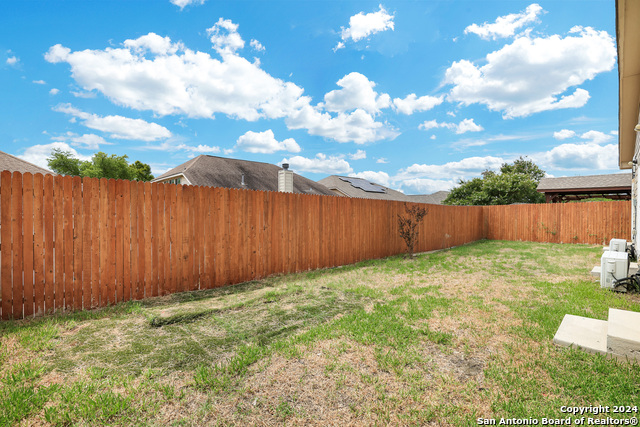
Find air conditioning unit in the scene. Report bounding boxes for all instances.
[600,250,629,289]
[609,239,627,253]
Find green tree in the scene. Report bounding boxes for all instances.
[499,156,545,182]
[130,160,154,181]
[443,156,545,206]
[47,148,82,176]
[46,150,154,181]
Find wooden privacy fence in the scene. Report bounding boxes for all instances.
[483,201,631,245]
[0,171,484,320]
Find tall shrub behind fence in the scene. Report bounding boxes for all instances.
[0,171,484,320]
[482,201,631,244]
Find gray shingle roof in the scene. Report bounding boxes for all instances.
[152,155,334,196]
[537,173,631,191]
[0,150,54,176]
[407,191,450,205]
[318,175,411,201]
[318,175,450,204]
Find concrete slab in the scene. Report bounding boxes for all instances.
[553,314,608,355]
[631,262,639,275]
[591,266,601,277]
[607,308,640,361]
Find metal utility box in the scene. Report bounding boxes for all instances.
[600,250,629,289]
[609,239,627,253]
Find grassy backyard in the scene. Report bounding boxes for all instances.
[2,239,640,426]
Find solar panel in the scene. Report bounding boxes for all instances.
[339,177,386,193]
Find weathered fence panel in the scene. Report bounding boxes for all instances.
[482,201,630,245]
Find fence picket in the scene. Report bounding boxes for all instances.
[157,183,166,295]
[115,179,124,303]
[82,178,93,310]
[43,174,54,314]
[1,171,12,319]
[122,180,131,302]
[22,173,34,318]
[151,182,160,296]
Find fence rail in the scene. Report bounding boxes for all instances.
[0,171,486,319]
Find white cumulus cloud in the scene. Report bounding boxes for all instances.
[236,129,300,153]
[52,132,110,150]
[54,104,172,141]
[455,118,484,134]
[283,153,353,174]
[45,25,399,145]
[580,130,614,144]
[349,149,366,160]
[45,29,305,122]
[464,3,544,40]
[170,0,206,9]
[553,129,576,140]
[19,142,92,170]
[336,4,394,50]
[124,33,183,55]
[533,143,617,170]
[445,26,616,118]
[250,39,265,52]
[392,93,444,115]
[350,171,391,187]
[400,178,457,194]
[286,104,398,144]
[396,156,506,180]
[207,18,245,55]
[321,72,390,115]
[145,141,221,154]
[418,118,483,134]
[553,129,615,144]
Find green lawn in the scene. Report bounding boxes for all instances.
[2,240,640,426]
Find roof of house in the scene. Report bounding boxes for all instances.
[0,150,54,175]
[407,191,450,205]
[616,0,639,169]
[537,173,632,192]
[152,155,334,195]
[318,175,411,201]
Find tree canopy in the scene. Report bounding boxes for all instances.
[442,157,546,206]
[47,149,155,181]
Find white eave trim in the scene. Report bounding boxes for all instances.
[152,172,192,185]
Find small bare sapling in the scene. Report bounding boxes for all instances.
[397,204,428,257]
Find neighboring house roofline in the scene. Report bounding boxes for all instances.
[151,155,334,195]
[538,187,631,194]
[0,150,55,176]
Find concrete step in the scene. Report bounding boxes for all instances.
[554,309,640,362]
[607,308,640,361]
[553,314,608,355]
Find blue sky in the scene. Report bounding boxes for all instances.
[1,0,619,194]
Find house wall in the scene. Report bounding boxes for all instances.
[633,129,640,247]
